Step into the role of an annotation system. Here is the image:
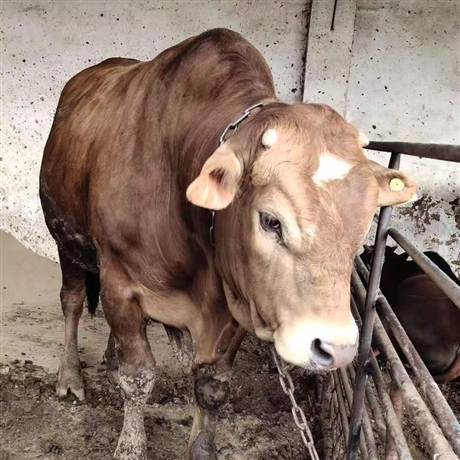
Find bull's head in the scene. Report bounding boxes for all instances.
[187,103,416,371]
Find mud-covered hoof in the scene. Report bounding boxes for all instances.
[114,433,147,460]
[56,366,85,401]
[107,368,120,387]
[188,431,218,460]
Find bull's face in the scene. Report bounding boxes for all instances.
[187,103,416,371]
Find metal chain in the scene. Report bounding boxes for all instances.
[271,347,320,460]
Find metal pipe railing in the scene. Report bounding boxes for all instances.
[350,298,387,442]
[346,152,400,459]
[346,366,378,459]
[366,141,460,163]
[354,256,460,455]
[319,140,459,459]
[352,270,458,459]
[351,271,413,460]
[385,380,403,460]
[388,227,460,309]
[333,372,350,451]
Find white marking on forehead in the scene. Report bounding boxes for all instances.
[312,153,352,185]
[261,129,278,148]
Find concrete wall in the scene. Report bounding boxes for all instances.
[3,0,459,274]
[305,0,460,273]
[2,0,310,261]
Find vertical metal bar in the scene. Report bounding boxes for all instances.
[347,366,379,459]
[346,153,400,460]
[330,0,339,30]
[350,298,387,442]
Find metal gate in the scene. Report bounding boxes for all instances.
[318,142,460,459]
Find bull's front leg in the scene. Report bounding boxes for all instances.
[188,327,246,460]
[101,262,156,460]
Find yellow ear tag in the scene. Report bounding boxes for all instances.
[390,178,405,192]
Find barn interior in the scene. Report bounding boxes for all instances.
[1,1,459,459]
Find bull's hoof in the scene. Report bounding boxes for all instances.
[107,368,120,387]
[56,364,85,401]
[114,431,147,460]
[114,444,147,460]
[189,431,218,460]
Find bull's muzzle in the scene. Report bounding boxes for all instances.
[310,338,357,369]
[273,318,359,371]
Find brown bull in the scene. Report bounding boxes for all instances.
[361,246,460,383]
[40,28,416,459]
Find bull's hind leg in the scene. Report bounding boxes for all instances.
[188,327,247,460]
[101,260,155,460]
[56,249,86,401]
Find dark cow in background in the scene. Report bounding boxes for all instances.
[361,246,460,383]
[40,28,417,459]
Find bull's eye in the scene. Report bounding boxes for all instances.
[259,212,282,240]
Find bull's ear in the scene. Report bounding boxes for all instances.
[369,160,417,207]
[186,144,242,210]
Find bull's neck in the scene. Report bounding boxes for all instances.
[174,93,274,248]
[178,95,276,185]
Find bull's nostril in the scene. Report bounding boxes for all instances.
[311,338,334,367]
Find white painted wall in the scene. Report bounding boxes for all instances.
[305,0,460,274]
[1,0,310,261]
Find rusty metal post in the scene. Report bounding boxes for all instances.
[352,269,457,458]
[385,380,404,459]
[350,298,387,443]
[373,315,457,457]
[355,256,460,455]
[346,153,401,459]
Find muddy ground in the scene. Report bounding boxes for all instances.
[1,231,459,460]
[0,232,318,460]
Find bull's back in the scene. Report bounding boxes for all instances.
[39,57,143,268]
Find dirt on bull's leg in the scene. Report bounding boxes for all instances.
[188,327,245,460]
[188,372,230,460]
[114,369,156,460]
[101,261,157,460]
[164,325,195,368]
[104,331,120,387]
[56,346,85,401]
[189,413,219,460]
